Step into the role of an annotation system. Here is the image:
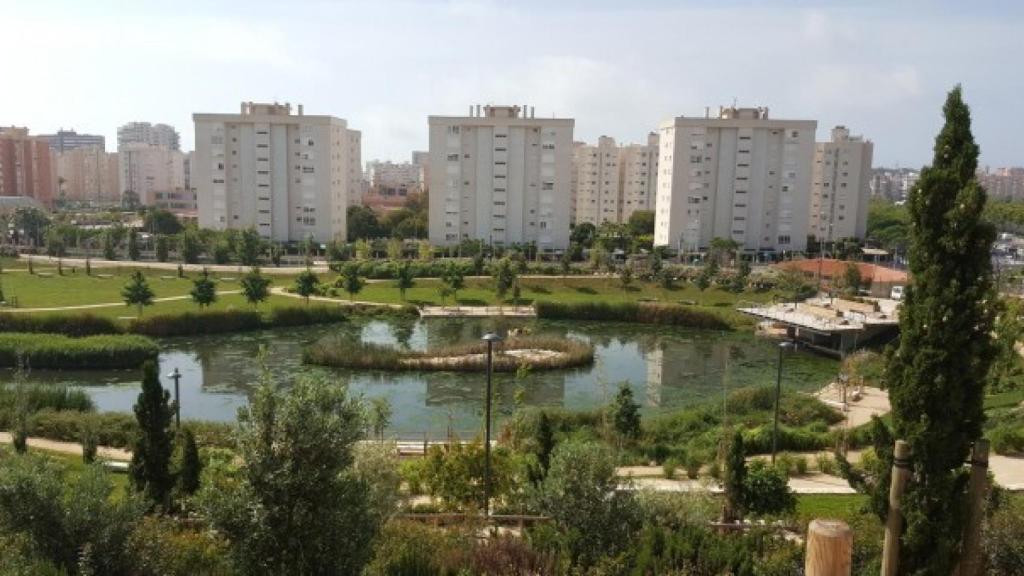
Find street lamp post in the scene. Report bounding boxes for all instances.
[481,332,503,517]
[168,367,182,429]
[772,341,795,464]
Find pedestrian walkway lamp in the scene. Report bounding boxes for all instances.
[772,341,795,464]
[168,367,182,429]
[481,332,503,517]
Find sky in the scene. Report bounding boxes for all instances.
[1,0,1022,168]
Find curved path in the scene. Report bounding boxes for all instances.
[2,290,241,313]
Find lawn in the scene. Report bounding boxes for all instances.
[0,445,129,500]
[353,276,779,308]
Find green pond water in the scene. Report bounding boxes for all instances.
[16,317,839,439]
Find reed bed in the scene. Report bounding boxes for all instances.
[0,333,159,369]
[535,301,733,330]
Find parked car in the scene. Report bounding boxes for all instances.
[890,285,905,301]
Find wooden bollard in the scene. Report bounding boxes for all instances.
[805,519,852,575]
[957,439,990,576]
[881,440,912,576]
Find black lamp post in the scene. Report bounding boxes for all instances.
[481,332,503,517]
[772,341,795,464]
[168,367,182,429]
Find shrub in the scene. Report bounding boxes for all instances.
[0,333,158,369]
[794,454,809,475]
[127,516,235,576]
[129,309,263,337]
[775,453,795,478]
[535,301,733,330]
[816,452,837,475]
[0,313,121,336]
[744,459,795,517]
[989,425,1024,455]
[685,452,704,479]
[662,457,679,479]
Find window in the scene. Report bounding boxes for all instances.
[542,182,554,190]
[778,235,791,245]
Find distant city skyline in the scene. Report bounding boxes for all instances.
[1,0,1022,168]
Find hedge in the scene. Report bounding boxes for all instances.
[0,333,159,369]
[535,301,733,330]
[19,409,235,449]
[0,313,121,336]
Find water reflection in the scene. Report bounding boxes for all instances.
[7,318,838,438]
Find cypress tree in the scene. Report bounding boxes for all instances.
[176,428,202,496]
[722,431,746,523]
[129,360,175,508]
[885,85,997,573]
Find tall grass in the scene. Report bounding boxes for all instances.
[265,305,349,327]
[304,336,594,372]
[0,313,121,336]
[129,310,264,337]
[535,301,733,330]
[0,384,94,413]
[0,333,158,369]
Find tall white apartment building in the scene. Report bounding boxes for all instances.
[193,101,359,243]
[347,129,362,206]
[117,122,180,151]
[428,104,573,251]
[119,143,186,206]
[573,136,620,225]
[654,106,816,254]
[619,132,659,222]
[810,126,873,242]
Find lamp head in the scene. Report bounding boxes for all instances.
[481,332,504,343]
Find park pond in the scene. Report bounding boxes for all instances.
[15,317,839,439]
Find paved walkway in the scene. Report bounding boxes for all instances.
[269,287,404,309]
[0,431,132,461]
[419,305,535,317]
[3,290,241,314]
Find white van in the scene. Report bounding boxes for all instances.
[890,286,905,301]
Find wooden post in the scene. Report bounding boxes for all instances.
[881,440,911,576]
[805,519,852,575]
[957,439,990,576]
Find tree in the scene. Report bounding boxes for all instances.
[417,239,432,261]
[491,257,517,300]
[570,222,597,248]
[441,261,465,303]
[178,228,202,264]
[695,267,712,303]
[102,229,117,260]
[560,249,572,274]
[619,265,633,290]
[386,237,403,260]
[776,266,814,302]
[127,228,140,261]
[294,269,319,304]
[611,384,641,439]
[709,237,740,267]
[190,268,217,308]
[269,242,283,267]
[154,234,169,262]
[394,262,415,301]
[731,259,751,293]
[122,270,154,316]
[129,360,175,509]
[235,228,263,266]
[368,397,392,443]
[196,375,377,575]
[534,410,556,475]
[532,441,640,568]
[12,207,49,247]
[175,428,202,497]
[626,209,655,236]
[472,251,486,275]
[143,208,183,235]
[723,431,746,523]
[241,267,271,308]
[347,205,382,241]
[884,86,998,574]
[342,262,365,301]
[837,261,863,296]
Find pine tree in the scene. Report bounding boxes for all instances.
[121,270,154,316]
[885,86,997,574]
[190,268,217,308]
[176,428,202,496]
[129,360,175,508]
[611,384,641,440]
[294,269,319,304]
[240,267,271,307]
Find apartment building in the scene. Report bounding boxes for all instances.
[193,101,359,243]
[55,146,120,204]
[347,129,363,206]
[41,129,106,153]
[870,167,919,202]
[809,126,873,242]
[978,167,1024,201]
[428,104,574,251]
[0,127,55,206]
[619,133,659,222]
[573,136,620,225]
[117,121,180,151]
[367,160,423,195]
[654,106,816,254]
[153,151,198,214]
[411,150,430,189]
[119,143,186,207]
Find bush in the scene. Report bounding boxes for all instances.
[816,452,837,475]
[0,333,158,369]
[129,309,263,337]
[662,457,679,479]
[685,452,704,479]
[0,313,121,336]
[989,425,1024,455]
[21,409,234,450]
[744,459,795,517]
[127,516,235,576]
[535,301,733,330]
